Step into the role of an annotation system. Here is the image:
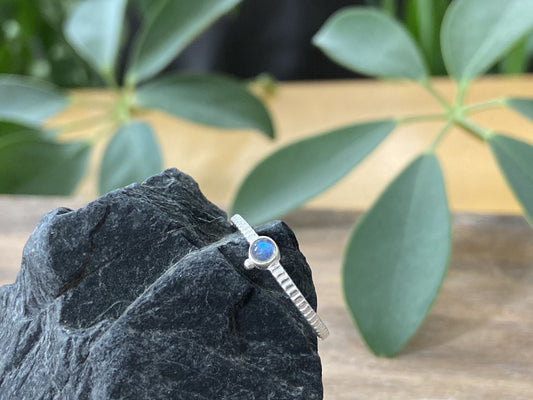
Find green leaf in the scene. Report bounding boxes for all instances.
[135,73,274,138]
[380,0,396,17]
[127,0,241,84]
[0,119,59,142]
[499,37,529,74]
[231,120,396,225]
[489,134,533,225]
[0,135,90,195]
[0,74,67,125]
[134,0,166,17]
[506,98,533,122]
[441,0,533,81]
[64,0,127,78]
[410,0,434,51]
[312,7,427,81]
[405,0,447,75]
[343,154,451,357]
[0,120,40,137]
[99,121,162,194]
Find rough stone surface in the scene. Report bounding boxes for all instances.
[0,169,323,399]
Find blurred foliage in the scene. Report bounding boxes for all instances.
[367,0,533,75]
[0,0,104,87]
[0,0,274,196]
[2,0,532,83]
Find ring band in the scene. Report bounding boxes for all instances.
[231,214,329,340]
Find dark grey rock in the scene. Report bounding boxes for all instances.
[0,169,323,399]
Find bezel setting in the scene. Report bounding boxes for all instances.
[248,236,279,269]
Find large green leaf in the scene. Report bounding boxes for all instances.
[0,135,90,195]
[313,7,427,80]
[99,121,162,194]
[135,73,274,138]
[506,98,533,122]
[441,0,533,81]
[64,0,127,77]
[489,134,533,225]
[126,0,241,84]
[231,120,396,225]
[343,154,451,357]
[0,75,67,125]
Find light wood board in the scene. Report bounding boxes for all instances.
[1,197,533,399]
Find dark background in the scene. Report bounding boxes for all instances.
[1,0,532,87]
[166,0,370,81]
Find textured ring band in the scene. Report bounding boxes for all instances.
[230,214,329,340]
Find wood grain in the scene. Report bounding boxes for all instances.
[53,76,533,216]
[1,197,533,399]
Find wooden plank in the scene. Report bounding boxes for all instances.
[288,212,533,399]
[54,76,533,215]
[2,197,533,399]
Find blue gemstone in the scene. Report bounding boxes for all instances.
[251,238,276,263]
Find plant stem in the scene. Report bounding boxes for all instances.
[463,97,507,114]
[250,73,278,97]
[124,74,136,92]
[420,78,451,111]
[427,119,453,153]
[454,117,492,141]
[455,79,469,106]
[101,68,119,91]
[397,113,448,125]
[114,90,133,124]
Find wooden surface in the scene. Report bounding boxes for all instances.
[56,76,533,215]
[2,197,533,399]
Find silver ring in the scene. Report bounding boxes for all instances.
[230,214,329,340]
